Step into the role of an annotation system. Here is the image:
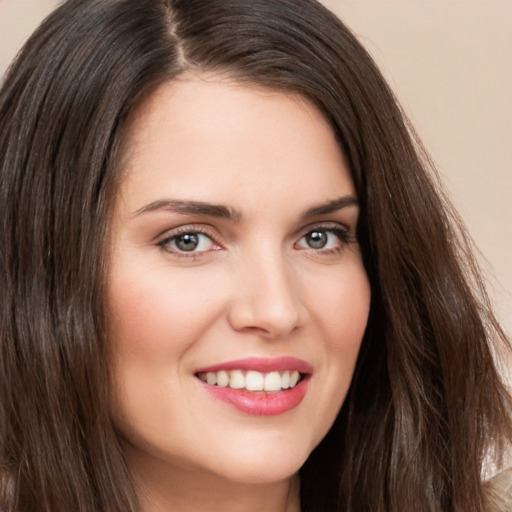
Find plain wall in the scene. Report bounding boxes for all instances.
[1,0,510,333]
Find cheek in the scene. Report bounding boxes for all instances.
[106,266,225,444]
[304,259,371,343]
[106,264,226,362]
[326,267,371,369]
[304,263,370,427]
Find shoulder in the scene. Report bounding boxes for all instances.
[485,468,512,512]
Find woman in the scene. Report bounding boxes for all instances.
[1,0,510,511]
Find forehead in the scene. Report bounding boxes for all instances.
[117,74,354,215]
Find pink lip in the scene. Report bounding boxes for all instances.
[195,357,312,416]
[200,378,310,416]
[195,356,313,374]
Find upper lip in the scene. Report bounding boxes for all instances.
[195,356,313,374]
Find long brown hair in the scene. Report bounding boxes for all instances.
[1,1,510,511]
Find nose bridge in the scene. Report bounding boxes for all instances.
[228,244,303,338]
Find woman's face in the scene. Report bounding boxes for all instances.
[108,75,371,487]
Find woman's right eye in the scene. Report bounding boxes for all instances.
[158,231,218,255]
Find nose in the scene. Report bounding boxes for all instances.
[227,250,306,340]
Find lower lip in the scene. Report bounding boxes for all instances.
[200,377,310,416]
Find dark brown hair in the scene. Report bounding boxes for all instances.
[1,1,510,511]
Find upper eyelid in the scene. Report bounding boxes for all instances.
[296,221,351,237]
[156,224,219,243]
[300,220,349,230]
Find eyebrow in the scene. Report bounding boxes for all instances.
[133,195,358,221]
[300,195,359,220]
[133,199,242,220]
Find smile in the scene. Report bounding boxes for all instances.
[197,369,302,392]
[195,357,312,416]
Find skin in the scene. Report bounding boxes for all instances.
[107,74,371,512]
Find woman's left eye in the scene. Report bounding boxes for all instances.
[295,227,350,252]
[159,231,216,254]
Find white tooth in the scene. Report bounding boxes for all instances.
[264,371,282,392]
[217,370,229,387]
[281,370,291,389]
[229,370,245,389]
[246,371,264,391]
[206,372,217,385]
[289,370,300,387]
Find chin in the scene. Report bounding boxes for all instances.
[211,456,306,486]
[197,430,316,485]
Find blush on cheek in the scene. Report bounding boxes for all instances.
[314,273,370,340]
[107,270,226,359]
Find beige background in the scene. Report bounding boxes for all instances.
[1,0,511,333]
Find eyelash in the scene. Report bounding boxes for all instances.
[157,226,219,258]
[295,225,352,254]
[156,224,353,258]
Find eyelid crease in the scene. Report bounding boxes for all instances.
[156,223,216,241]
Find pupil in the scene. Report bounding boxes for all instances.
[307,231,327,249]
[176,233,199,251]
